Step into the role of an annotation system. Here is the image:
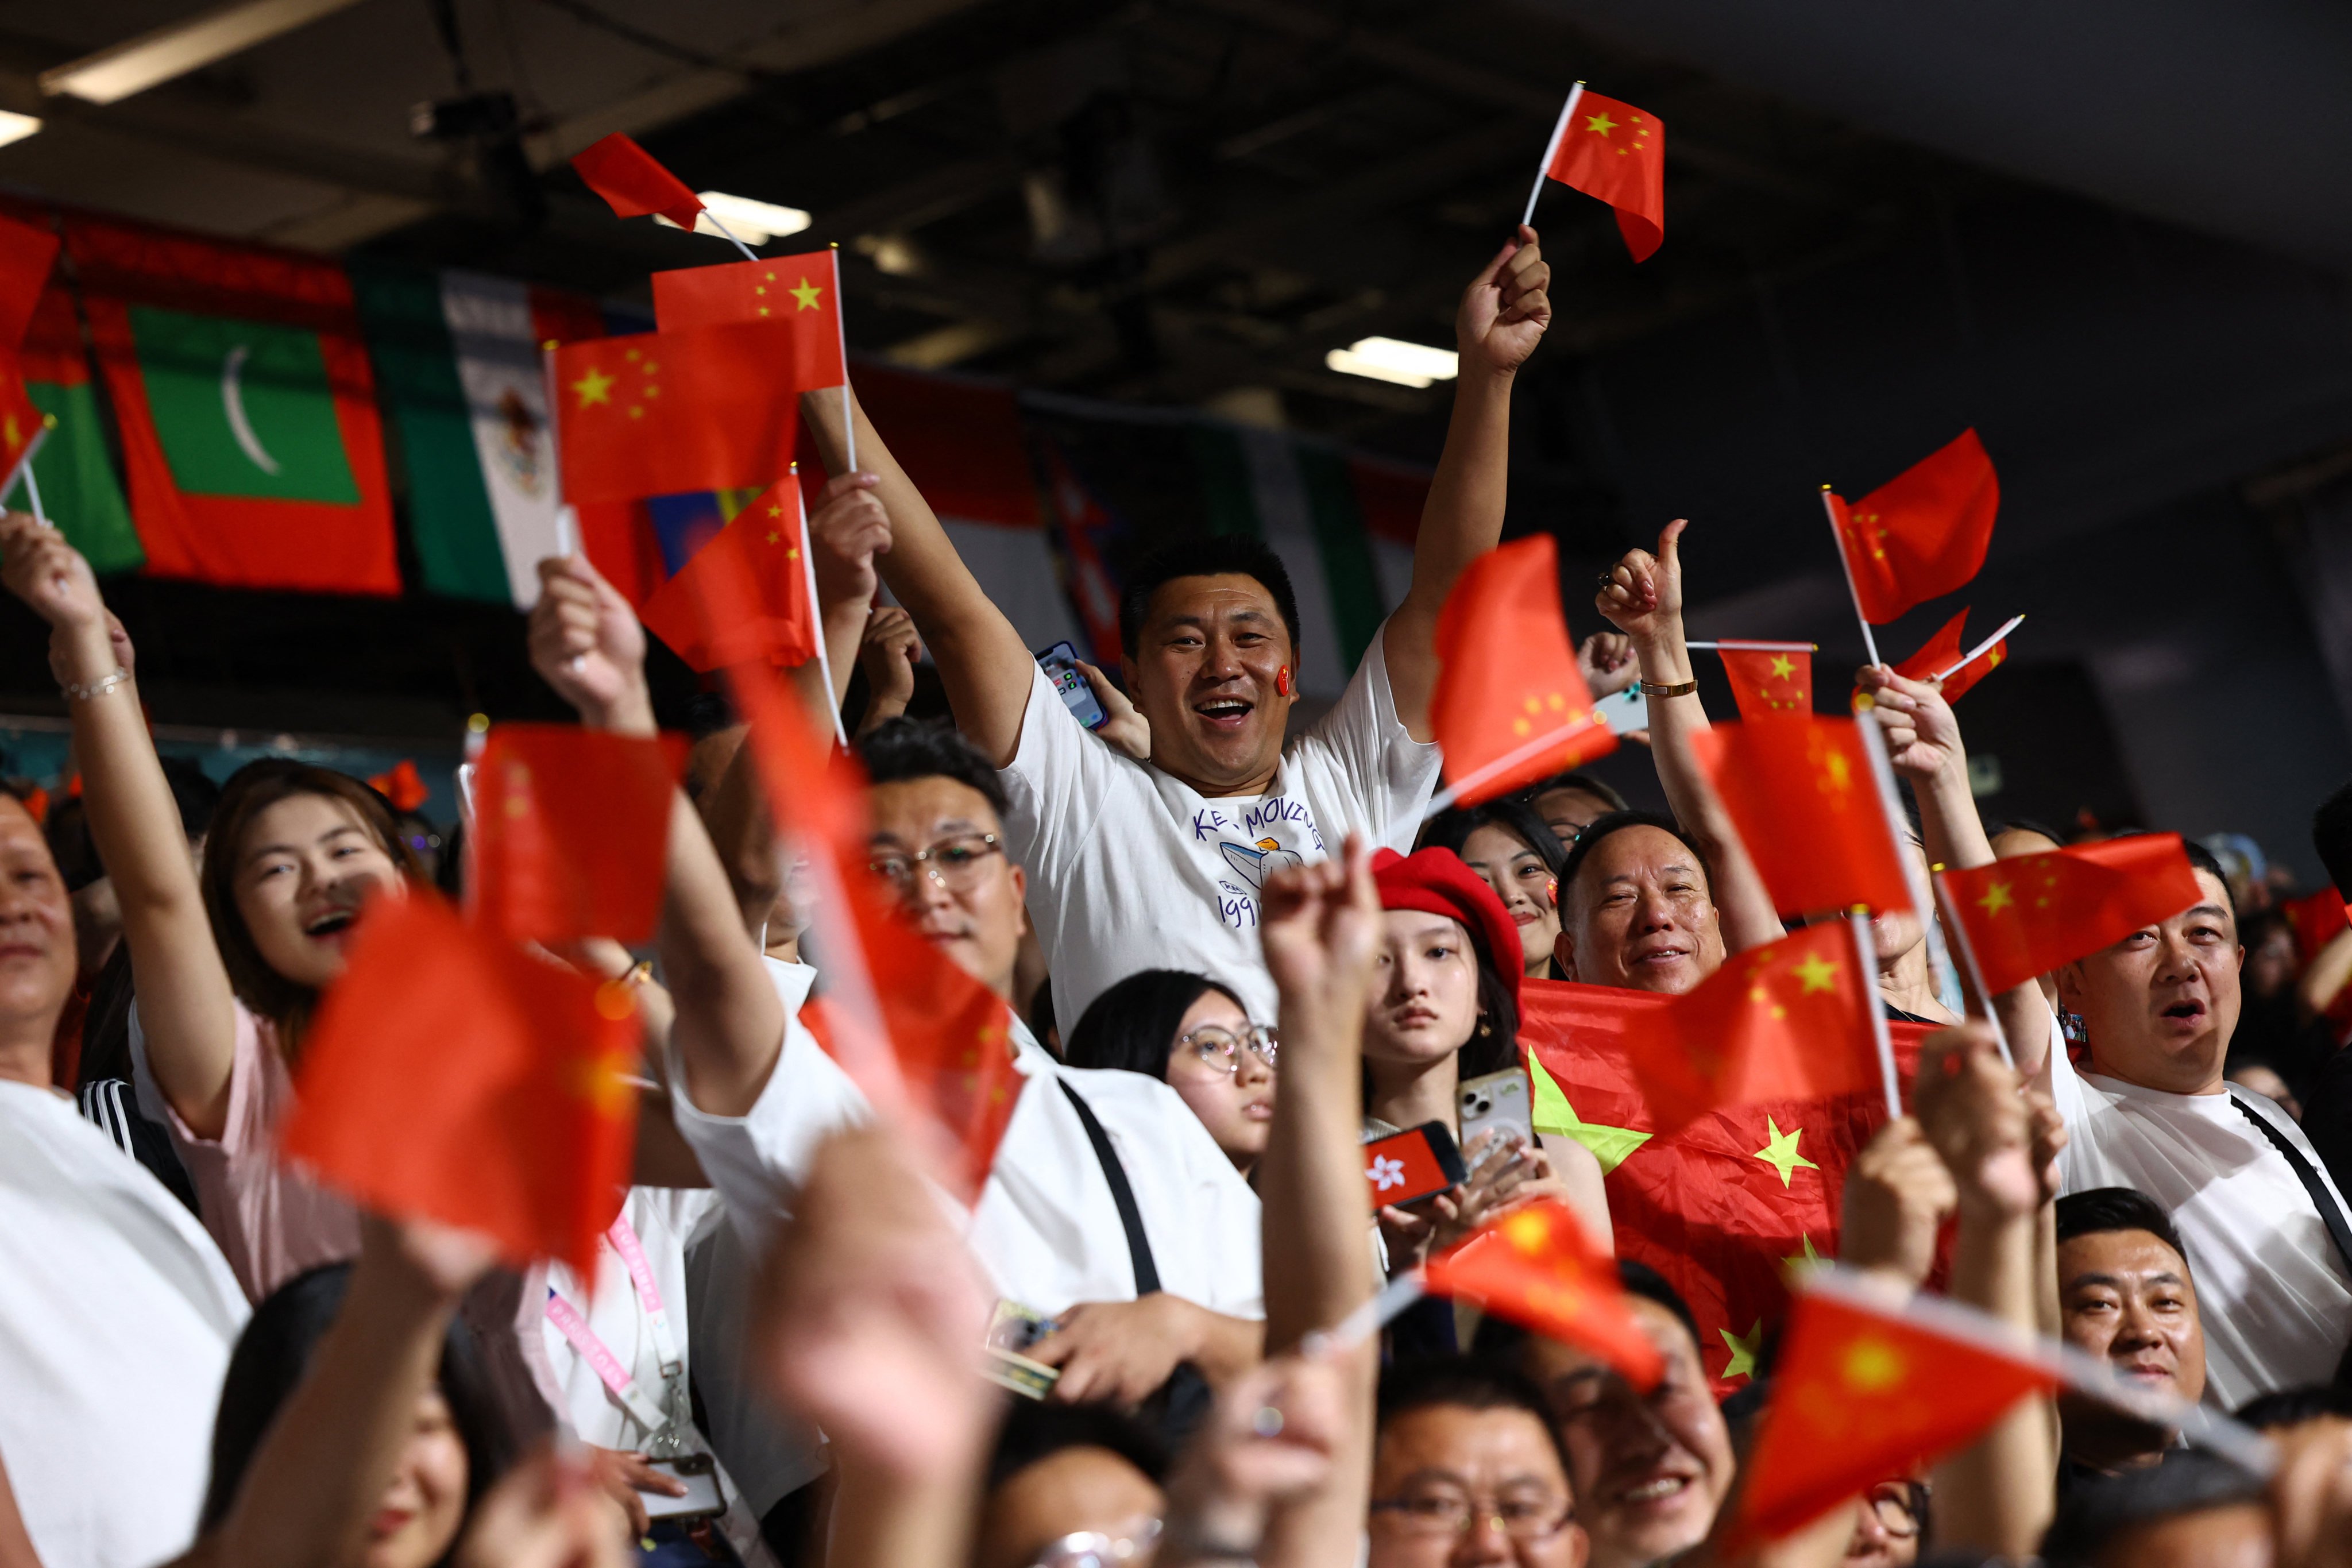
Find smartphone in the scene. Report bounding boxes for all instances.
[642,1453,725,1521]
[1037,640,1109,731]
[1595,685,1648,737]
[1363,1121,1468,1211]
[1458,1067,1534,1156]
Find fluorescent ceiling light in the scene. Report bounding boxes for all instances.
[655,191,812,245]
[0,113,41,150]
[40,0,369,105]
[1325,336,1459,389]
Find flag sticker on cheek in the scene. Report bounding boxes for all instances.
[126,306,360,504]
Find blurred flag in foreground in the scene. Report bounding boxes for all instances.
[1432,535,1612,807]
[1427,1200,1663,1387]
[1689,716,1911,917]
[284,893,642,1271]
[638,474,817,671]
[469,725,686,945]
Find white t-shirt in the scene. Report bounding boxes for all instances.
[2050,1034,2352,1408]
[1001,623,1440,1026]
[673,958,1264,1318]
[0,1079,249,1568]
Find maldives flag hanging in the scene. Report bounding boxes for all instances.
[650,248,848,389]
[65,214,399,594]
[1535,87,1665,261]
[1432,534,1614,806]
[22,287,140,574]
[1826,430,1999,624]
[1720,647,1812,720]
[553,320,809,504]
[1520,978,1936,1396]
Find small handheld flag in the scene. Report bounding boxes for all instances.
[638,475,819,673]
[468,724,688,946]
[571,134,704,233]
[1890,608,2020,703]
[1824,430,2000,638]
[1525,84,1664,261]
[1720,646,1812,721]
[1937,835,2205,997]
[1687,715,1913,918]
[1426,1201,1664,1388]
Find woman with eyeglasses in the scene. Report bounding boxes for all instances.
[1064,970,1277,1178]
[1843,1479,1928,1568]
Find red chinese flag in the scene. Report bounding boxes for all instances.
[1720,648,1812,721]
[639,476,818,671]
[554,321,808,503]
[651,250,847,389]
[2282,887,2351,967]
[1941,834,2206,997]
[1427,1201,1666,1388]
[1890,608,2009,704]
[1433,535,1615,805]
[282,893,642,1272]
[1637,922,1882,1134]
[368,758,431,814]
[1731,1283,2056,1546]
[1688,716,1913,917]
[570,134,704,231]
[469,725,688,945]
[1542,91,1665,262]
[1827,430,1998,624]
[697,571,1022,1202]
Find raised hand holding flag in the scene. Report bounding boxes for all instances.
[1891,607,2021,703]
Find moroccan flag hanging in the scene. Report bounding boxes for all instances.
[1687,716,1913,917]
[65,215,400,594]
[1538,88,1665,261]
[467,724,688,946]
[553,320,809,504]
[650,249,848,389]
[1520,979,1936,1397]
[638,474,817,671]
[1638,921,1884,1135]
[1721,648,1812,721]
[22,287,140,573]
[1432,534,1614,806]
[570,133,704,231]
[1730,1276,2057,1546]
[281,891,643,1272]
[1826,430,1998,624]
[1891,607,2011,703]
[1939,834,2205,997]
[1427,1202,1665,1387]
[694,567,1022,1203]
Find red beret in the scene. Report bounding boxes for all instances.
[1370,846,1523,1012]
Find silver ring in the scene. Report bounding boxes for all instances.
[1251,1405,1285,1438]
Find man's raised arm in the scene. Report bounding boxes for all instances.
[1382,226,1551,741]
[798,387,1034,766]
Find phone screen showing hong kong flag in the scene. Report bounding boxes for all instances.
[1363,1121,1468,1211]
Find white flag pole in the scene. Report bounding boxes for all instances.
[1849,910,1903,1119]
[1821,486,1883,669]
[790,464,848,747]
[1852,694,1979,1060]
[828,245,856,474]
[1932,866,2016,1068]
[1687,640,1817,652]
[1419,714,1602,824]
[697,208,761,263]
[1521,82,1585,228]
[1934,614,2025,682]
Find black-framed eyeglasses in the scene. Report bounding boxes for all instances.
[1176,1024,1277,1075]
[1369,1488,1573,1542]
[1864,1480,1928,1538]
[866,833,1002,891]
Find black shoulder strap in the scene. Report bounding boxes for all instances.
[1058,1078,1161,1296]
[2231,1090,2352,1275]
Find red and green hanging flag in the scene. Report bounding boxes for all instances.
[66,215,400,595]
[24,285,140,574]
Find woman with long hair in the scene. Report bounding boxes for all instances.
[1419,797,1567,980]
[1361,847,1609,1270]
[1064,969,1276,1178]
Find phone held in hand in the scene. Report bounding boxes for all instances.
[1594,685,1648,736]
[1457,1067,1535,1155]
[1037,640,1109,731]
[983,1298,1062,1400]
[642,1453,725,1521]
[1362,1121,1468,1211]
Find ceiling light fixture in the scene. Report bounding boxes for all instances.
[40,0,370,105]
[1323,336,1459,389]
[0,113,42,150]
[654,191,812,246]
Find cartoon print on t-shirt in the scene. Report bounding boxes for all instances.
[1219,837,1304,891]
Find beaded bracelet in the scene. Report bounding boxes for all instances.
[61,665,129,702]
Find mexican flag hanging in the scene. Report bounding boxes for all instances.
[354,263,607,607]
[23,287,138,574]
[66,215,399,595]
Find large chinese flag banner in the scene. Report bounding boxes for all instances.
[66,214,399,595]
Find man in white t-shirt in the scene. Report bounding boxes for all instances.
[2035,842,2352,1408]
[0,787,250,1568]
[797,235,1554,1024]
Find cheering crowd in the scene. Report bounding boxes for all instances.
[4,222,2352,1568]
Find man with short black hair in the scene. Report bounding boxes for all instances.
[1550,810,1727,995]
[1368,1357,1585,1568]
[2053,1188,2206,1480]
[2037,841,2352,1407]
[798,238,1553,1024]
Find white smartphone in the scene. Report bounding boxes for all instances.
[1594,685,1648,737]
[1458,1067,1534,1155]
[643,1453,725,1521]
